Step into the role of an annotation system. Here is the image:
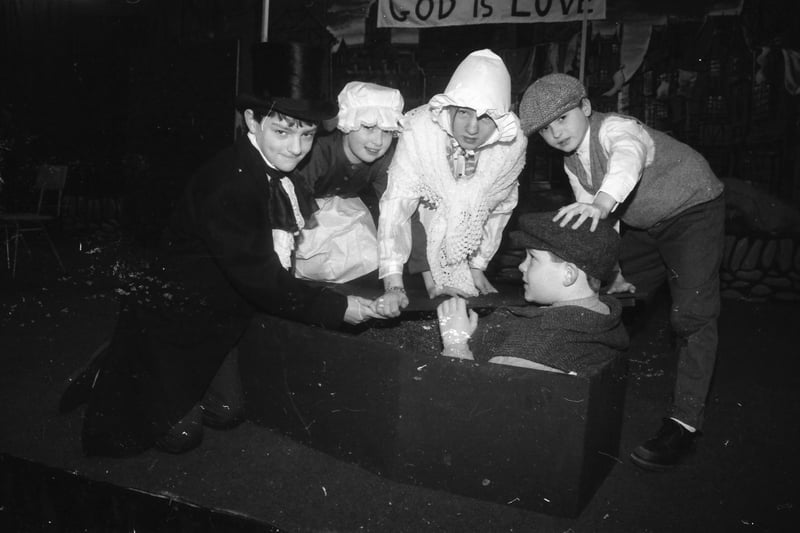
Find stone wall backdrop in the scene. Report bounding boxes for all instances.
[721,178,800,302]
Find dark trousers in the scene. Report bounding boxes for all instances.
[619,195,725,429]
[82,299,246,456]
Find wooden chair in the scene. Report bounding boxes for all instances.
[1,164,68,277]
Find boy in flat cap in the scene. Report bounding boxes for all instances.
[62,85,384,457]
[519,73,725,470]
[436,211,629,375]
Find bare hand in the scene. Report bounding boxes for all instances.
[554,202,603,232]
[344,295,384,325]
[373,290,408,318]
[428,285,472,299]
[606,271,636,294]
[422,271,471,299]
[470,268,498,295]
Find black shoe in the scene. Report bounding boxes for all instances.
[200,347,245,430]
[200,397,245,430]
[630,418,697,471]
[155,406,204,454]
[58,341,110,414]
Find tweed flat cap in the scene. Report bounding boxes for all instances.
[519,73,586,135]
[510,211,620,282]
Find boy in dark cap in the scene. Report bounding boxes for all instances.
[519,73,725,471]
[436,211,628,375]
[62,87,384,457]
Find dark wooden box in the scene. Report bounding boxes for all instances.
[238,312,627,517]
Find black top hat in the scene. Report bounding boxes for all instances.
[237,42,337,124]
[235,92,337,124]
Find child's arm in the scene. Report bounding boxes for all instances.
[597,117,651,203]
[555,116,651,231]
[470,183,519,291]
[437,297,478,360]
[376,135,422,316]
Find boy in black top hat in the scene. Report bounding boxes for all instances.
[436,211,628,375]
[63,87,384,457]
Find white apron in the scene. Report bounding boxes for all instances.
[294,196,378,283]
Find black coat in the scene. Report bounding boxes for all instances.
[82,136,348,456]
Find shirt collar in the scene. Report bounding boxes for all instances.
[574,124,591,158]
[247,132,279,173]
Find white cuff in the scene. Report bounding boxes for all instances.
[441,344,474,360]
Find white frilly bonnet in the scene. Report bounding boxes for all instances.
[336,81,405,133]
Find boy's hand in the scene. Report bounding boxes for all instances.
[429,285,472,299]
[606,271,636,294]
[344,295,384,324]
[470,268,498,295]
[437,297,478,355]
[554,201,603,231]
[373,290,408,318]
[555,193,615,232]
[423,271,471,299]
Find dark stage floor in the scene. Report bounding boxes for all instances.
[1,225,798,532]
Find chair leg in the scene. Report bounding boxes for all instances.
[3,226,9,270]
[4,223,65,277]
[11,226,19,278]
[41,226,65,272]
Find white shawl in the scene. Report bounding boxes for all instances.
[385,105,527,294]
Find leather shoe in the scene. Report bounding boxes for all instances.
[155,405,204,454]
[200,399,245,430]
[200,347,245,430]
[630,418,697,471]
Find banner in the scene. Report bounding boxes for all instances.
[377,0,606,28]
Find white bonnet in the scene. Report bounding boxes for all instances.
[428,49,519,144]
[337,81,404,133]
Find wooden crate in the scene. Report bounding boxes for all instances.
[239,312,628,517]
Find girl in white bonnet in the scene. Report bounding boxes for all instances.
[375,49,528,317]
[294,81,404,283]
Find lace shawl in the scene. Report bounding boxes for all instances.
[389,105,527,294]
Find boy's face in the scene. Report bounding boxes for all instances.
[538,99,591,153]
[450,107,497,150]
[245,110,317,172]
[343,125,394,164]
[519,248,565,304]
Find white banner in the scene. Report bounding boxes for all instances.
[377,0,606,28]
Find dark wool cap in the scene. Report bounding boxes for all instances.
[519,73,586,135]
[510,211,620,282]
